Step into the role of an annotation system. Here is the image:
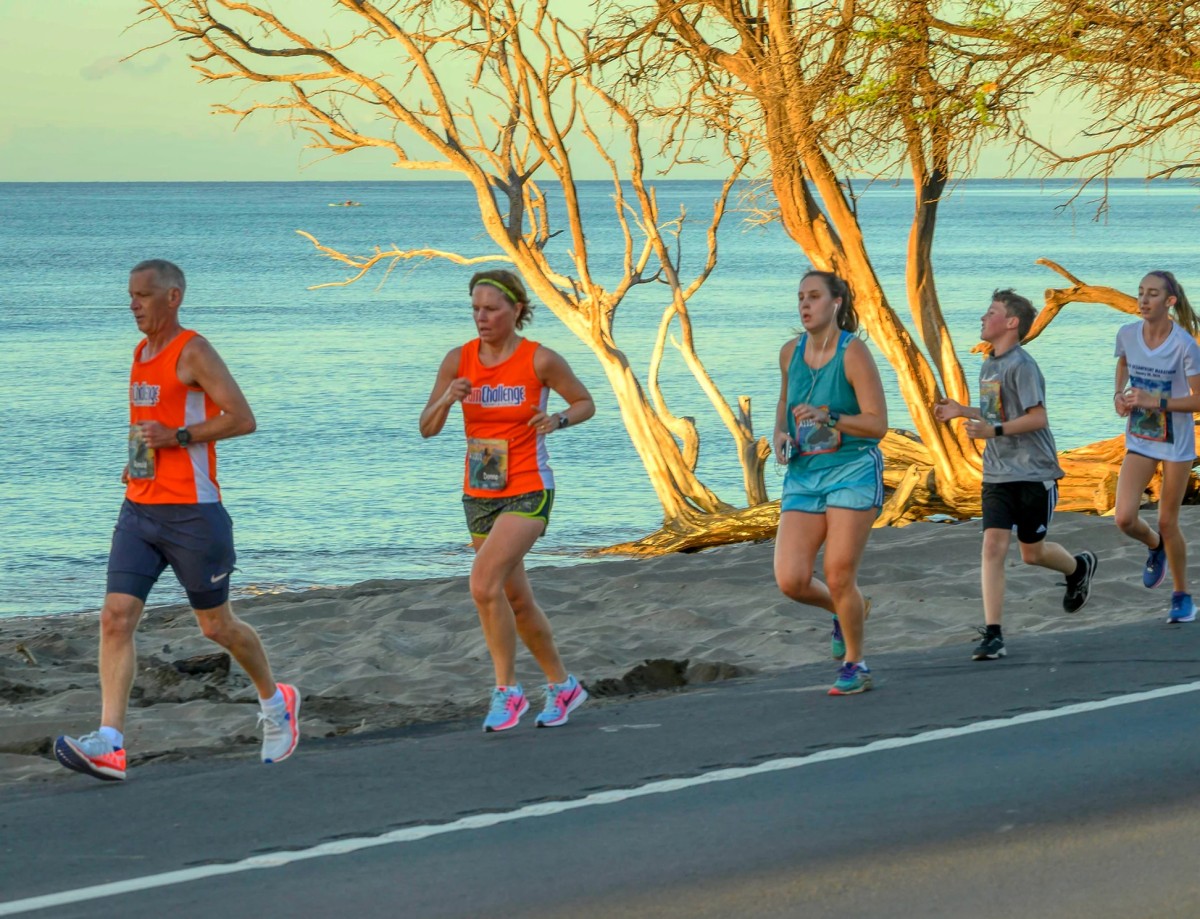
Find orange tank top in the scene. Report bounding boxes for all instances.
[125,329,222,504]
[458,338,554,498]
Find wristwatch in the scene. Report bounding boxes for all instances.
[176,427,192,447]
[556,412,570,430]
[826,410,840,428]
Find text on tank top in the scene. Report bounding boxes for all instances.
[457,338,555,497]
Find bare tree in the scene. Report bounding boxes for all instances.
[595,0,1078,525]
[135,0,778,536]
[940,1,1200,192]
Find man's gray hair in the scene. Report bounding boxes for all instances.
[131,259,186,296]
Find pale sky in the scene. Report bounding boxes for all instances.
[0,0,1108,183]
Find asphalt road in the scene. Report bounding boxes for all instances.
[4,618,1200,918]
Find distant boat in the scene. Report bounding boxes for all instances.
[329,201,363,207]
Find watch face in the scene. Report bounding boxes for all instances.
[176,428,191,446]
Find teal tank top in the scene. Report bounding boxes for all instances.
[786,330,880,472]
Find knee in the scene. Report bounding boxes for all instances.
[981,536,1008,565]
[776,568,816,602]
[469,570,503,608]
[1114,507,1141,535]
[824,563,856,598]
[1158,511,1180,535]
[1019,541,1045,566]
[197,614,236,647]
[99,601,139,641]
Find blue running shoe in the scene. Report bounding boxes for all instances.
[828,662,872,696]
[535,674,588,728]
[483,684,528,733]
[1168,592,1196,623]
[1144,537,1168,589]
[830,616,845,661]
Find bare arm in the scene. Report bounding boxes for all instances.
[774,338,797,461]
[934,398,982,422]
[965,403,1047,440]
[1113,355,1131,417]
[137,336,255,449]
[420,348,469,438]
[530,346,594,433]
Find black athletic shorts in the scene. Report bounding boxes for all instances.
[106,500,237,609]
[981,480,1058,544]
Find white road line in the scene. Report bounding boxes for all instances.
[4,679,1199,916]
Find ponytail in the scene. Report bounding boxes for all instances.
[1149,270,1198,337]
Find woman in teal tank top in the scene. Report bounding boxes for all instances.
[773,271,888,696]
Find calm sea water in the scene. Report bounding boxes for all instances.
[1,179,1194,618]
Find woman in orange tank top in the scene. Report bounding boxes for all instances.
[420,270,595,733]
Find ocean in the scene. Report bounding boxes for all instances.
[1,178,1193,619]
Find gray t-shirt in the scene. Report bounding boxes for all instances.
[978,346,1063,483]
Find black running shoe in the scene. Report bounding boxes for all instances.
[972,627,1006,661]
[1062,550,1098,614]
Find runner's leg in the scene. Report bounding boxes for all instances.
[470,514,545,686]
[822,507,876,663]
[98,592,145,733]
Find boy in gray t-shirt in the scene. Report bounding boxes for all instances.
[935,289,1097,662]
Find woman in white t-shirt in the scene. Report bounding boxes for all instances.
[1114,270,1200,623]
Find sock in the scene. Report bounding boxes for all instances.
[985,624,1002,638]
[1155,533,1164,552]
[1070,557,1085,580]
[551,675,575,689]
[98,726,124,750]
[1173,591,1190,600]
[259,688,286,717]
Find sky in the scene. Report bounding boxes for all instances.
[0,1,1115,183]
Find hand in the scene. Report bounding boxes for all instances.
[964,418,993,439]
[774,431,794,464]
[529,411,561,434]
[934,398,963,422]
[1123,387,1159,412]
[791,403,829,426]
[121,465,130,485]
[135,420,176,449]
[1114,389,1132,417]
[442,377,472,406]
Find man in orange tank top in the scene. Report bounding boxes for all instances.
[54,260,299,781]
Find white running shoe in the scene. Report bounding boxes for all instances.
[259,683,301,764]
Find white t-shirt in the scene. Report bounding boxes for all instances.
[1114,321,1200,462]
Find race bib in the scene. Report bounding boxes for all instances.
[467,437,508,490]
[1128,378,1171,443]
[979,379,1005,425]
[795,419,841,456]
[127,424,155,479]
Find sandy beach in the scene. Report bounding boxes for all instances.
[2,507,1191,785]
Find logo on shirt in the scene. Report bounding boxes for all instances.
[467,384,526,407]
[130,382,160,406]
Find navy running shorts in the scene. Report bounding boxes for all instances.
[106,500,237,609]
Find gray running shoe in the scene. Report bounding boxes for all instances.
[1063,551,1098,613]
[972,628,1006,661]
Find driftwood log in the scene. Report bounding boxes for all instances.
[599,426,1200,556]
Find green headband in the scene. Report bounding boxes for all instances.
[473,278,522,304]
